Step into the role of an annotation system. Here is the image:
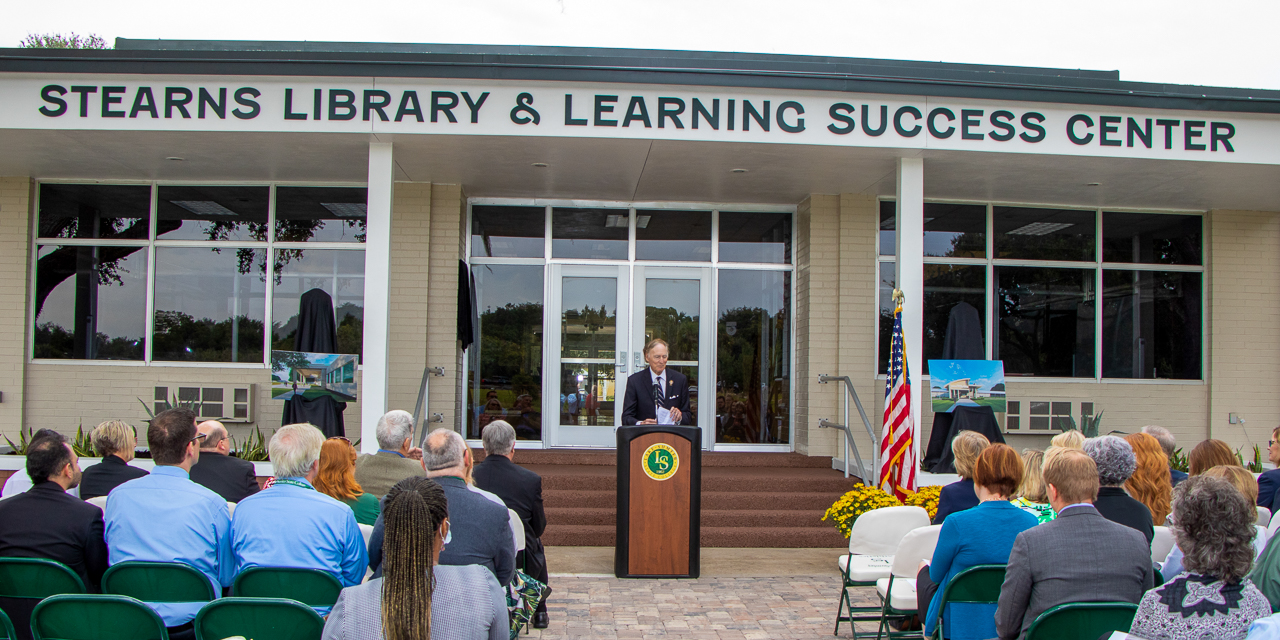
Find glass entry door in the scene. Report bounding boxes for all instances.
[632,266,713,450]
[547,264,629,447]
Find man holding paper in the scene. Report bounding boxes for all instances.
[621,339,692,426]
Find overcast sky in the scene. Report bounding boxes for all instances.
[7,0,1280,91]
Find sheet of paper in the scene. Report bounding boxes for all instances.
[657,407,673,425]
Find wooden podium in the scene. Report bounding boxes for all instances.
[614,425,701,578]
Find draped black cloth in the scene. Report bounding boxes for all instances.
[282,287,346,438]
[458,260,477,352]
[922,404,1005,473]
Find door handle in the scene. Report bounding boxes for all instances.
[616,351,628,371]
[634,352,643,370]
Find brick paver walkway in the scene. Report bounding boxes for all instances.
[527,575,883,639]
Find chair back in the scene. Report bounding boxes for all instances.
[358,523,374,548]
[510,508,526,552]
[1151,526,1176,564]
[847,506,930,555]
[889,524,942,578]
[233,567,343,608]
[227,501,237,517]
[86,496,108,511]
[1024,602,1139,640]
[102,561,217,603]
[934,564,1006,639]
[0,557,86,599]
[194,597,324,640]
[1269,510,1280,540]
[1259,506,1272,529]
[0,607,15,640]
[30,594,168,640]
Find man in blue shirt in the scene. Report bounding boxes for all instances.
[105,408,233,639]
[231,423,367,613]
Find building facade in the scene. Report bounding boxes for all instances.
[1,40,1278,471]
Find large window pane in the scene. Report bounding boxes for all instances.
[38,184,150,240]
[636,210,712,261]
[718,212,791,263]
[996,267,1095,377]
[922,265,986,372]
[644,278,700,362]
[157,185,269,241]
[467,265,544,440]
[551,207,628,260]
[275,186,367,243]
[879,201,896,256]
[1103,270,1202,379]
[878,202,986,258]
[559,363,615,427]
[994,207,1095,262]
[471,205,544,258]
[1102,212,1202,265]
[562,277,618,359]
[271,249,365,357]
[33,245,147,360]
[152,247,266,362]
[716,270,790,445]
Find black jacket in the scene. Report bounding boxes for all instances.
[472,454,547,542]
[189,452,261,503]
[620,368,692,426]
[933,478,980,525]
[1093,486,1155,545]
[0,481,108,588]
[79,455,148,501]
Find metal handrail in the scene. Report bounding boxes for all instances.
[411,366,445,446]
[818,374,879,481]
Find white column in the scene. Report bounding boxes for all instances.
[361,141,394,453]
[895,157,925,471]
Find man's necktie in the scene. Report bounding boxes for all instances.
[653,382,666,409]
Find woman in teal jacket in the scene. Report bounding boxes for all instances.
[918,444,1038,640]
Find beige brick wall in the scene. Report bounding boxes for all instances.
[386,182,433,414]
[426,184,465,431]
[0,178,32,439]
[794,195,843,457]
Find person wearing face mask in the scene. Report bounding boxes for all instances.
[620,339,692,426]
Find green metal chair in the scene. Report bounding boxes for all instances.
[0,607,16,640]
[194,597,324,640]
[928,564,1007,640]
[1024,602,1140,640]
[0,557,86,599]
[30,594,168,640]
[102,560,218,604]
[232,567,343,608]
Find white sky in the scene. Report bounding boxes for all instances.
[7,0,1280,91]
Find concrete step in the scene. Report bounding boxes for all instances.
[478,448,836,469]
[533,464,861,493]
[541,525,849,548]
[544,507,834,529]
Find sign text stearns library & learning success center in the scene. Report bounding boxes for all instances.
[9,77,1280,163]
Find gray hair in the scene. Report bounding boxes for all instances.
[1083,435,1137,486]
[269,423,325,479]
[1174,475,1256,583]
[375,410,415,450]
[1141,425,1176,457]
[423,428,467,472]
[481,420,516,456]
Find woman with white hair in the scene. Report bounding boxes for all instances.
[79,420,148,500]
[1084,435,1154,545]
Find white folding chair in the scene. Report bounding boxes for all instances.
[1269,511,1280,540]
[86,496,108,511]
[834,506,930,637]
[874,524,942,639]
[1151,526,1176,565]
[358,523,374,548]
[509,508,526,553]
[1258,506,1272,529]
[227,501,236,517]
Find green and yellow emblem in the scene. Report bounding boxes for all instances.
[642,443,679,481]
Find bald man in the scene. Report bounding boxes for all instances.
[189,421,261,503]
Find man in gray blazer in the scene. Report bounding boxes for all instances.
[354,410,425,498]
[996,449,1154,640]
[424,428,515,585]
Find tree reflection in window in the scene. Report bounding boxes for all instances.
[716,270,790,444]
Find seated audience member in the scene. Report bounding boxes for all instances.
[1084,435,1154,545]
[1,429,79,499]
[321,477,507,640]
[1124,432,1172,525]
[0,431,106,640]
[1259,426,1280,514]
[1189,438,1240,476]
[995,449,1153,640]
[79,420,147,500]
[1011,449,1055,524]
[315,436,380,526]
[231,423,367,609]
[933,430,990,525]
[189,420,261,503]
[368,429,514,586]
[1142,425,1187,487]
[106,408,233,638]
[1131,476,1271,640]
[1050,429,1086,450]
[473,420,550,628]
[354,410,425,498]
[919,444,1037,639]
[1162,465,1267,581]
[1250,526,1280,613]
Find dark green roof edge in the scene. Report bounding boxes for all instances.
[0,39,1275,115]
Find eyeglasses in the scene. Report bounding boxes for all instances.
[190,433,208,444]
[329,436,352,445]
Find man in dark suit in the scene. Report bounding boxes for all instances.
[79,420,148,501]
[0,431,108,640]
[473,420,550,628]
[621,339,692,426]
[189,421,261,503]
[995,449,1153,640]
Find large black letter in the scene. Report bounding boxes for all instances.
[564,94,588,126]
[395,91,424,122]
[622,96,652,128]
[129,87,158,118]
[594,95,618,126]
[1211,122,1235,152]
[198,88,226,119]
[1184,120,1206,151]
[430,91,459,123]
[233,88,260,119]
[1020,112,1046,142]
[894,106,922,137]
[692,99,719,129]
[658,97,685,129]
[329,90,357,121]
[1099,116,1121,147]
[69,86,97,117]
[1067,114,1094,145]
[961,109,984,140]
[364,90,392,122]
[742,100,770,131]
[862,105,888,136]
[102,86,126,118]
[989,110,1015,141]
[927,108,955,139]
[776,101,804,133]
[284,88,307,120]
[1155,119,1179,149]
[1126,118,1152,148]
[39,85,67,117]
[462,92,489,123]
[163,87,192,119]
[828,103,855,135]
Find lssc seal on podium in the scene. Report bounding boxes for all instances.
[642,443,679,481]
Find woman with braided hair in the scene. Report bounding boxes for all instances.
[322,476,508,640]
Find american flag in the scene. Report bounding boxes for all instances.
[880,294,916,500]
